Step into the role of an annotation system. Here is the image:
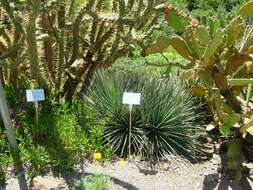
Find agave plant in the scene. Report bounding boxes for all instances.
[140,77,205,163]
[86,71,145,157]
[86,71,205,164]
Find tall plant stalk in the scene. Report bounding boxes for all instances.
[0,75,28,190]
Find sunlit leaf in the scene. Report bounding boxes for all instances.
[191,85,207,97]
[240,1,253,18]
[170,37,192,60]
[203,29,223,65]
[228,78,253,86]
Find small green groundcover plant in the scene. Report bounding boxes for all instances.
[73,174,111,190]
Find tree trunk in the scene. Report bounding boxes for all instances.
[56,4,66,93]
[62,78,79,102]
[41,14,55,82]
[80,63,97,95]
[0,67,4,86]
[61,63,98,101]
[0,78,17,151]
[0,77,28,190]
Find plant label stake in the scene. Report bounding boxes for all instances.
[26,89,45,127]
[122,92,141,158]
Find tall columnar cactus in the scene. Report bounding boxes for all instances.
[146,1,253,181]
[61,0,164,100]
[0,0,163,100]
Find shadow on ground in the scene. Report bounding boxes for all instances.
[62,168,140,190]
[1,150,29,190]
[203,174,252,190]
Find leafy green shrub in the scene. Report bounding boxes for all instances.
[73,174,111,190]
[111,50,186,78]
[86,71,205,165]
[71,101,113,160]
[0,90,112,176]
[186,0,248,26]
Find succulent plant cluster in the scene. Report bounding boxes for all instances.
[0,0,164,101]
[146,1,253,181]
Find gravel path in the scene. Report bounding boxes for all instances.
[2,154,253,190]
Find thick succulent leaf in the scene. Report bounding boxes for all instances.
[145,36,171,54]
[165,9,190,32]
[203,29,223,65]
[223,102,233,114]
[214,72,228,92]
[227,142,242,159]
[191,85,207,97]
[226,17,245,47]
[198,70,214,88]
[235,170,243,182]
[195,26,209,44]
[219,113,240,137]
[170,37,192,60]
[225,49,251,75]
[240,1,253,18]
[228,78,253,86]
[227,142,245,177]
[184,33,201,59]
[219,124,232,137]
[223,113,240,127]
[209,19,221,36]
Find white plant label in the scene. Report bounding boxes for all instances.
[122,92,141,105]
[26,89,45,102]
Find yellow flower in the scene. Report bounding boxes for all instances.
[93,152,102,160]
[119,159,126,167]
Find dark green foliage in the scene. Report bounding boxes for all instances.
[0,83,112,177]
[187,0,248,26]
[86,71,205,163]
[164,0,248,27]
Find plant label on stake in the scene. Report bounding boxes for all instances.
[26,89,45,102]
[122,92,141,105]
[122,92,141,158]
[26,89,45,127]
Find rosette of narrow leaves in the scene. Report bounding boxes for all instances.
[86,71,145,157]
[140,78,205,163]
[86,71,205,162]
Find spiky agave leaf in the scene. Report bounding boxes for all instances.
[86,71,145,157]
[140,77,205,163]
[86,71,205,161]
